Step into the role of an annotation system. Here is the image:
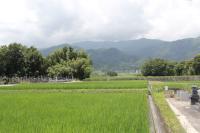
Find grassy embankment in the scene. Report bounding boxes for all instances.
[152,81,200,91]
[150,81,197,133]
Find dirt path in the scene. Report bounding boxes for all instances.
[167,98,200,133]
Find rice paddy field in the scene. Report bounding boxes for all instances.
[0,80,149,133]
[0,80,147,90]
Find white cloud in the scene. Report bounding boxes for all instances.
[144,0,200,40]
[0,0,199,47]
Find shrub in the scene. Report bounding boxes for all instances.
[106,71,118,76]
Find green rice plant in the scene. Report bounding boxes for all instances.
[0,80,147,90]
[0,92,149,133]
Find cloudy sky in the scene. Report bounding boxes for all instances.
[0,0,200,48]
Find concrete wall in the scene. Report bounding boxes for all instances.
[176,90,191,101]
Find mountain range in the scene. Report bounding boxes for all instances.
[40,37,200,71]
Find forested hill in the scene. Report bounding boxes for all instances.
[40,37,200,71]
[87,48,138,71]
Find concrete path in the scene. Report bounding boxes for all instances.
[167,98,200,133]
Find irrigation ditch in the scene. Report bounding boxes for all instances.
[148,95,167,133]
[148,81,200,133]
[148,82,167,133]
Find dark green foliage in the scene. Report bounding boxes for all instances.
[47,47,92,80]
[25,47,47,77]
[0,46,7,76]
[174,61,194,76]
[5,43,26,77]
[141,55,200,76]
[174,62,185,76]
[141,58,175,76]
[0,44,92,80]
[0,43,47,77]
[193,54,200,75]
[106,71,118,76]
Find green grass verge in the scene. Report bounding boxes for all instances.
[150,81,200,91]
[151,81,186,133]
[0,92,149,133]
[85,76,146,81]
[153,92,185,133]
[0,80,147,90]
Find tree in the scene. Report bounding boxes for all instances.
[25,46,47,77]
[165,62,176,76]
[0,44,92,79]
[68,58,92,80]
[193,54,200,75]
[183,60,194,75]
[0,43,48,78]
[174,62,185,76]
[141,58,175,76]
[106,71,118,76]
[47,47,92,80]
[174,61,194,76]
[47,46,79,66]
[4,43,27,77]
[0,46,8,76]
[47,64,69,78]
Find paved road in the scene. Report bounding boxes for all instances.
[167,98,200,133]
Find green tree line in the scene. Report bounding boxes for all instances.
[0,43,92,80]
[141,55,200,76]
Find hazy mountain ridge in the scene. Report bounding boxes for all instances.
[40,37,200,71]
[87,48,138,71]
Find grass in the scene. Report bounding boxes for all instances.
[86,74,200,81]
[0,80,147,90]
[150,81,200,91]
[85,75,146,81]
[150,81,186,133]
[0,92,149,133]
[153,92,185,133]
